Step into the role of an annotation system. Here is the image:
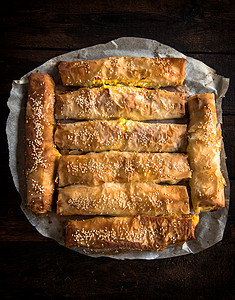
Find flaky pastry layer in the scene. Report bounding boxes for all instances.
[65,214,199,251]
[58,56,186,88]
[187,93,226,212]
[54,119,187,153]
[57,182,190,216]
[26,73,60,213]
[57,152,191,187]
[55,86,185,120]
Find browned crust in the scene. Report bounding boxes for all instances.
[58,57,186,88]
[187,93,226,213]
[26,73,60,213]
[57,183,190,216]
[65,215,198,251]
[54,119,187,153]
[57,152,191,187]
[54,86,185,120]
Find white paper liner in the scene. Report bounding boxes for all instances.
[6,37,230,260]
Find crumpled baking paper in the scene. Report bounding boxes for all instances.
[6,37,230,259]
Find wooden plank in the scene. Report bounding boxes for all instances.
[0,239,234,298]
[1,50,234,114]
[1,1,234,297]
[1,0,234,53]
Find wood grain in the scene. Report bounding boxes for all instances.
[1,0,234,297]
[1,0,234,53]
[1,239,234,298]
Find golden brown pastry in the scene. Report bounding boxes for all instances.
[54,86,185,120]
[187,93,226,213]
[57,152,191,187]
[58,56,186,88]
[57,182,190,216]
[65,214,199,251]
[54,119,187,153]
[26,73,60,213]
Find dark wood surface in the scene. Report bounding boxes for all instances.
[1,1,234,298]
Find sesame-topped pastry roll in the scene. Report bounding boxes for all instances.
[55,86,185,120]
[58,56,186,88]
[57,152,191,187]
[65,214,199,251]
[26,73,60,214]
[54,119,187,153]
[187,93,226,213]
[57,183,190,216]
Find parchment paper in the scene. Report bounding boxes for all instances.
[6,37,230,259]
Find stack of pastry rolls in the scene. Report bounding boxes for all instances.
[25,56,225,253]
[55,56,199,252]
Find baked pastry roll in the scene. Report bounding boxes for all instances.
[65,214,199,251]
[26,73,60,213]
[58,56,186,88]
[54,86,185,120]
[54,119,187,153]
[57,183,190,216]
[57,152,191,187]
[187,93,226,213]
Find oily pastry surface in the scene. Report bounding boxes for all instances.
[54,119,187,153]
[65,214,199,251]
[187,93,226,212]
[57,152,191,187]
[26,73,60,213]
[57,182,190,216]
[54,86,185,120]
[22,50,227,255]
[58,56,186,88]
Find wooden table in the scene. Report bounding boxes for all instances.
[1,1,234,298]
